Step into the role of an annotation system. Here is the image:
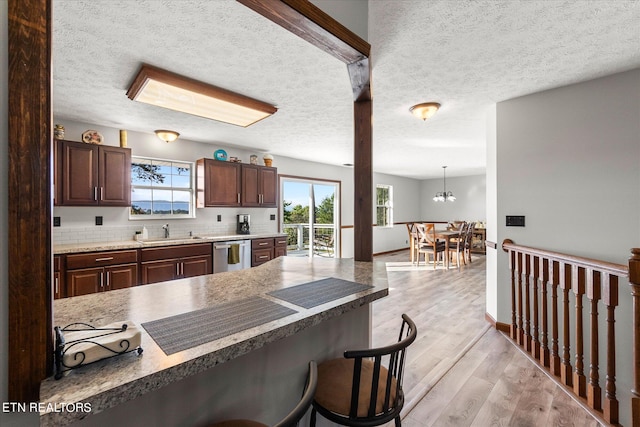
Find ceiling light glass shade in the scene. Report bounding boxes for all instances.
[410,102,441,121]
[434,166,455,202]
[155,129,180,143]
[127,64,277,127]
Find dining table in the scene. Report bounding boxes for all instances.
[407,223,461,269]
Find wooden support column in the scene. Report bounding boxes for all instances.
[352,97,372,261]
[8,0,53,401]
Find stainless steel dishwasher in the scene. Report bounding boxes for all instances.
[213,240,251,273]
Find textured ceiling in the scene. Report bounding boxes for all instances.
[53,0,640,179]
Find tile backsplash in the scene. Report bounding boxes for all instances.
[52,207,278,245]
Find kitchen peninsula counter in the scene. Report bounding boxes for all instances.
[40,256,388,426]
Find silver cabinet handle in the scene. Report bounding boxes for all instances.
[277,240,286,244]
[181,262,184,276]
[94,187,98,201]
[258,255,269,259]
[95,257,114,262]
[100,271,104,288]
[100,187,104,201]
[106,271,110,289]
[176,263,180,276]
[258,242,269,246]
[237,193,241,203]
[54,277,59,294]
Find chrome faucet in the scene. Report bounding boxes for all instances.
[162,223,170,238]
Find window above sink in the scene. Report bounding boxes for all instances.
[130,156,195,220]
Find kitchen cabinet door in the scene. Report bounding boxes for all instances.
[98,145,131,206]
[141,259,178,285]
[58,140,99,206]
[181,255,212,278]
[259,167,278,207]
[67,267,102,297]
[54,255,64,299]
[106,263,138,290]
[241,164,261,207]
[197,159,241,207]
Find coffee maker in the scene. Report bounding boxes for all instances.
[237,214,250,235]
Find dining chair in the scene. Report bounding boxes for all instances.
[405,223,418,263]
[208,361,317,427]
[463,222,476,263]
[448,221,467,268]
[310,314,417,427]
[415,223,446,269]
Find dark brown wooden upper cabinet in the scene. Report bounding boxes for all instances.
[55,140,131,206]
[241,164,277,208]
[196,158,242,207]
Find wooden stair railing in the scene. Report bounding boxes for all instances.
[502,240,639,425]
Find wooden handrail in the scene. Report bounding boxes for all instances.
[502,239,628,276]
[501,239,636,425]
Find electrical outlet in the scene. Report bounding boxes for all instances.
[95,216,103,226]
[53,217,61,227]
[270,214,276,220]
[217,214,222,222]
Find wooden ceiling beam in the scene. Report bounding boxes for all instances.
[237,0,370,65]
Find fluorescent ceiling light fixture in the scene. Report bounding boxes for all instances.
[127,64,278,127]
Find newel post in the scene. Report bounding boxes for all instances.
[629,248,640,427]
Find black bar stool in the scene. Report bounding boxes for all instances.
[311,314,417,427]
[208,360,317,427]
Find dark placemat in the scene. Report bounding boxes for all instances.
[267,277,373,309]
[142,296,297,355]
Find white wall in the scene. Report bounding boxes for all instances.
[373,172,422,254]
[419,174,486,223]
[494,68,640,427]
[485,105,498,320]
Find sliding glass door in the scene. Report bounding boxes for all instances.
[281,177,339,258]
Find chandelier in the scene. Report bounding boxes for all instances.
[433,166,456,202]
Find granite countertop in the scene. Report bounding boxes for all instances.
[53,232,288,254]
[40,256,388,426]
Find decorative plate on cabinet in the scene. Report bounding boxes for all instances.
[82,130,103,144]
[214,149,228,161]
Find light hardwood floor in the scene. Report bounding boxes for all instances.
[371,250,603,427]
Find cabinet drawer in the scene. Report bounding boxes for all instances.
[141,243,212,262]
[274,237,287,247]
[66,250,138,269]
[251,238,274,249]
[252,248,273,266]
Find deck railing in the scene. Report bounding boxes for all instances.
[282,223,335,256]
[502,240,640,425]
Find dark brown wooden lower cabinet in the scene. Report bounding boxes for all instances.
[140,243,213,285]
[66,264,138,297]
[252,237,287,267]
[140,255,212,285]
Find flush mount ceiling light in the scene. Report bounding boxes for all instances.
[127,64,278,127]
[155,129,180,143]
[410,102,441,121]
[433,166,456,202]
